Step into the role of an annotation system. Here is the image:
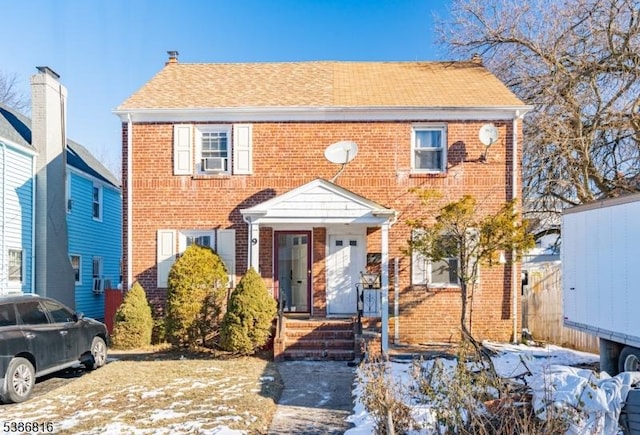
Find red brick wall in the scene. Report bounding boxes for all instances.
[123,120,522,343]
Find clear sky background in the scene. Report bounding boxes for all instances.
[2,0,453,177]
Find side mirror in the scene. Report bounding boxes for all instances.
[74,312,85,322]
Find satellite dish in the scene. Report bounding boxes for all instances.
[324,141,359,164]
[479,124,499,146]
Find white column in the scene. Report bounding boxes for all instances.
[249,221,260,273]
[381,222,389,355]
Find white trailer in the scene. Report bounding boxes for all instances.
[563,193,640,375]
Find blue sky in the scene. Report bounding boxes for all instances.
[2,0,452,176]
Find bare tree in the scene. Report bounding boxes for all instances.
[437,0,640,215]
[0,70,29,113]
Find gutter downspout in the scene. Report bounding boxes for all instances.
[31,152,36,294]
[394,257,399,343]
[127,114,133,290]
[512,110,520,343]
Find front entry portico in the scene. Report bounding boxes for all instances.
[240,178,397,351]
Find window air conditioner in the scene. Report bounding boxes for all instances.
[202,157,225,172]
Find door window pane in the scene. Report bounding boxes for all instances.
[0,304,17,327]
[17,301,49,325]
[41,300,75,323]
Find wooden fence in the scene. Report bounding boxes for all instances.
[522,263,599,354]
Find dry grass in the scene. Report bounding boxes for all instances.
[1,347,283,434]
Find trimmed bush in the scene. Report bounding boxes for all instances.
[220,268,277,355]
[165,244,228,347]
[111,282,153,349]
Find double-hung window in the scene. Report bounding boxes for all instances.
[92,183,103,220]
[8,249,23,283]
[411,125,447,173]
[93,256,104,293]
[197,126,231,174]
[411,231,460,287]
[157,229,236,289]
[70,255,81,284]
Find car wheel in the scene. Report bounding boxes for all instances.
[2,357,35,403]
[619,346,640,373]
[85,337,107,370]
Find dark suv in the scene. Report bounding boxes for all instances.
[0,294,108,403]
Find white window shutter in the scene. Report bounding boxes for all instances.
[411,229,428,285]
[173,124,193,175]
[412,251,429,285]
[157,230,176,288]
[216,229,236,287]
[233,124,252,174]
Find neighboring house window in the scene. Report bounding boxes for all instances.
[196,126,231,174]
[66,170,72,213]
[93,256,104,294]
[8,249,23,282]
[411,231,460,287]
[411,125,447,173]
[92,183,103,220]
[70,255,81,284]
[92,257,103,279]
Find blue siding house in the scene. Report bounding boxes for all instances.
[66,140,122,319]
[0,105,36,295]
[0,67,121,320]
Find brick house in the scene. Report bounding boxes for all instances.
[115,52,530,354]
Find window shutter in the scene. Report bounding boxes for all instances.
[216,229,236,287]
[412,250,429,285]
[173,124,193,175]
[233,124,252,175]
[157,230,176,288]
[411,229,428,285]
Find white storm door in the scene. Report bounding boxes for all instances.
[327,235,365,315]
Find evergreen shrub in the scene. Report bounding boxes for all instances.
[111,282,153,349]
[220,268,277,355]
[165,244,228,347]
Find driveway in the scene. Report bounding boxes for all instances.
[268,360,356,435]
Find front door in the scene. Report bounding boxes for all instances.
[327,235,365,315]
[275,232,311,313]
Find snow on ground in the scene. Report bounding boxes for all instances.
[346,342,640,435]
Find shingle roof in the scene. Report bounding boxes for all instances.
[0,103,34,150]
[0,103,119,188]
[117,61,525,110]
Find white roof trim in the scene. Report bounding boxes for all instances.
[241,178,397,225]
[0,139,38,156]
[114,105,533,123]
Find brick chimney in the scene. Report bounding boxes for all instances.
[31,66,75,308]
